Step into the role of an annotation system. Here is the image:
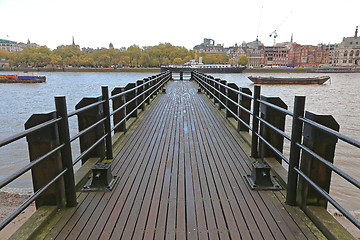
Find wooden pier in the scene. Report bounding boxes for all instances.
[2,71,358,239]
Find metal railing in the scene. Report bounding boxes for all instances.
[192,70,360,230]
[0,71,171,231]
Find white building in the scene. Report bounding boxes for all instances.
[332,27,360,66]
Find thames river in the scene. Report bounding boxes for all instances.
[0,71,359,216]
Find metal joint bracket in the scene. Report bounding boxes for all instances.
[82,162,118,192]
[245,161,281,190]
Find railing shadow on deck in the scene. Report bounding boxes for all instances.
[192,70,359,239]
[0,71,171,234]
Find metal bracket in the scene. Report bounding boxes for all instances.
[81,162,118,192]
[245,161,282,190]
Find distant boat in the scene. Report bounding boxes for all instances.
[248,76,330,84]
[161,64,246,73]
[0,73,46,83]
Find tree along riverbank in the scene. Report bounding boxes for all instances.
[0,67,161,73]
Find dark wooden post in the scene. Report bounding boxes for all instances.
[298,111,339,208]
[136,80,145,111]
[286,96,306,206]
[111,87,126,133]
[238,88,252,132]
[150,76,156,99]
[251,85,261,158]
[219,80,227,110]
[125,83,137,119]
[209,76,215,99]
[259,96,288,163]
[214,78,220,104]
[76,96,105,164]
[226,83,239,119]
[55,96,77,208]
[25,112,66,208]
[180,71,183,80]
[144,78,150,105]
[102,86,113,160]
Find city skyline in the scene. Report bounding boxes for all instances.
[1,0,360,50]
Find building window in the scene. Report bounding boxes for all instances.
[350,50,354,56]
[344,50,348,57]
[343,60,347,63]
[350,42,353,45]
[356,50,360,56]
[349,60,353,63]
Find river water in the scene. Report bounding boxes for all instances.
[0,72,359,215]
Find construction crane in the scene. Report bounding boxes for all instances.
[269,11,292,46]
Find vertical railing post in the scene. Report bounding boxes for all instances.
[251,85,261,158]
[238,88,252,132]
[286,96,306,206]
[101,86,113,160]
[111,87,126,133]
[180,71,183,80]
[55,96,77,207]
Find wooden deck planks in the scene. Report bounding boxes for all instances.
[40,80,324,240]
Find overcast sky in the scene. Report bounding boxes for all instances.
[1,0,359,50]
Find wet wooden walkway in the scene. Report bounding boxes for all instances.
[36,80,325,239]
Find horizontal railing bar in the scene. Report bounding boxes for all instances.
[73,134,108,165]
[110,75,168,119]
[0,143,65,189]
[256,116,292,141]
[258,99,294,116]
[109,72,169,100]
[294,168,360,229]
[0,117,62,148]
[70,117,106,142]
[110,75,166,117]
[255,132,290,164]
[195,76,253,115]
[196,79,252,131]
[299,117,360,149]
[68,100,106,117]
[296,143,360,189]
[0,168,68,231]
[111,75,168,132]
[194,72,253,99]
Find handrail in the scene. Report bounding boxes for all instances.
[196,77,252,131]
[0,117,62,148]
[70,117,106,142]
[109,71,168,100]
[68,99,106,117]
[0,168,68,231]
[0,71,170,231]
[193,71,360,231]
[299,117,360,148]
[0,143,65,189]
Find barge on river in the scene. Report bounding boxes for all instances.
[248,75,330,84]
[0,73,46,83]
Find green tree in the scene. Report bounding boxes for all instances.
[118,56,130,66]
[139,53,151,67]
[237,56,248,66]
[173,58,183,65]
